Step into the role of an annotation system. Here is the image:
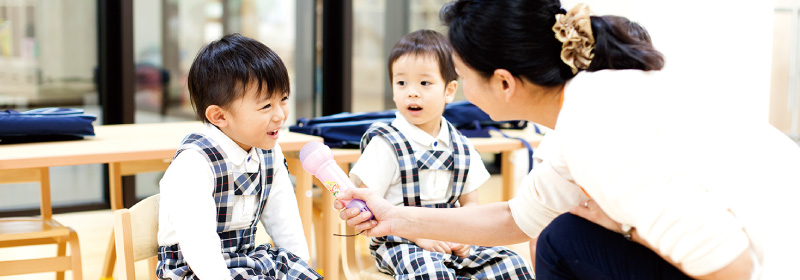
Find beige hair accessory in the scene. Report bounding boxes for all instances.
[553,3,595,74]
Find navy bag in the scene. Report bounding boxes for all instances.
[290,100,534,147]
[290,110,396,148]
[0,108,97,144]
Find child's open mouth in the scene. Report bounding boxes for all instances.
[408,105,422,112]
[268,129,279,138]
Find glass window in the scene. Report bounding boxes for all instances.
[0,0,102,211]
[351,0,385,113]
[351,0,461,114]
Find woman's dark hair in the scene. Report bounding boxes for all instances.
[388,29,458,83]
[586,15,664,71]
[440,0,664,86]
[187,33,290,123]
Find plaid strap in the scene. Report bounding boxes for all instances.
[362,123,421,207]
[446,122,471,206]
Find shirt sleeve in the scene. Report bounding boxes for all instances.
[349,136,399,197]
[460,140,490,195]
[159,149,231,280]
[259,144,311,261]
[508,157,587,238]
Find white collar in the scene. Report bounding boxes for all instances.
[391,112,451,148]
[202,123,261,166]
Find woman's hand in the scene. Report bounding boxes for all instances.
[335,187,395,237]
[569,199,624,234]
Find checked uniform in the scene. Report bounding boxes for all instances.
[355,117,533,280]
[157,133,321,280]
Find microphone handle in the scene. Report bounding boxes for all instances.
[315,160,374,220]
[345,199,372,219]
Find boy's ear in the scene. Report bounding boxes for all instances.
[205,105,228,127]
[444,80,458,103]
[491,69,516,102]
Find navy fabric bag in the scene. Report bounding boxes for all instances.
[0,108,97,144]
[289,100,532,148]
[290,111,396,148]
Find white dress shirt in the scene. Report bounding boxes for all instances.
[350,112,490,206]
[157,124,309,280]
[508,70,800,278]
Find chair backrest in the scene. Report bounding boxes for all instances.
[113,194,160,280]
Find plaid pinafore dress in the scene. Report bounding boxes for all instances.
[360,122,533,280]
[156,133,321,280]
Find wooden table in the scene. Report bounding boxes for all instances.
[0,121,322,278]
[315,129,542,280]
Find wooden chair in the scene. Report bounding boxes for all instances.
[340,222,393,280]
[0,167,83,280]
[112,194,160,280]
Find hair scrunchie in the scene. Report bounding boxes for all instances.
[553,3,595,74]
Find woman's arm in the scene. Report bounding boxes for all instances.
[336,187,530,246]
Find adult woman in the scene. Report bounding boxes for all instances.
[336,0,800,279]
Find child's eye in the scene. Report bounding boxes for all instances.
[396,81,406,86]
[281,96,289,102]
[261,103,271,110]
[421,81,431,86]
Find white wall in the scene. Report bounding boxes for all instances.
[561,0,774,122]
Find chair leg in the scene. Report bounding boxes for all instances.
[312,203,323,270]
[149,256,158,280]
[101,231,116,280]
[57,236,67,280]
[68,229,83,280]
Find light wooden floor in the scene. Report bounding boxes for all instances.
[0,175,533,280]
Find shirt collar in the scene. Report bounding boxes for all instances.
[202,123,261,166]
[391,112,451,148]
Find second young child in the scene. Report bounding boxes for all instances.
[349,30,533,280]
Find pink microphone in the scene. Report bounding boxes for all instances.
[299,141,373,219]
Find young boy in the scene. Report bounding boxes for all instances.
[156,34,321,280]
[349,30,533,280]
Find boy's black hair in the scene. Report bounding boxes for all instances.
[187,33,290,123]
[388,29,458,84]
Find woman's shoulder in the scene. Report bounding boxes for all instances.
[572,70,661,90]
[568,70,669,104]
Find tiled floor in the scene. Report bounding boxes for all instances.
[0,175,533,280]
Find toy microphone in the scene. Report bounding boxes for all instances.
[299,141,373,220]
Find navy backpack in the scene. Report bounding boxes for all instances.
[289,100,534,148]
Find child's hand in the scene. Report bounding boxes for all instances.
[413,238,453,255]
[449,242,471,258]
